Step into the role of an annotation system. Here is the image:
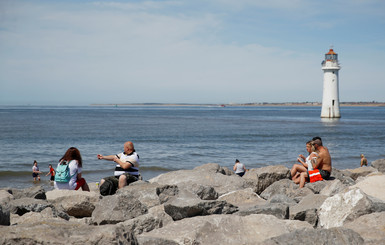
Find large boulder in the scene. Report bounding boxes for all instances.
[289,194,328,227]
[236,203,289,220]
[137,214,313,245]
[46,189,99,218]
[7,197,68,220]
[262,227,364,245]
[343,211,385,245]
[149,163,250,196]
[118,205,173,235]
[0,219,138,244]
[117,181,162,208]
[0,205,10,226]
[371,159,385,173]
[260,179,313,202]
[91,192,148,225]
[342,166,378,180]
[218,188,266,209]
[0,190,14,206]
[352,174,385,202]
[10,207,64,225]
[330,168,356,186]
[163,188,238,221]
[318,188,385,229]
[319,179,348,197]
[243,165,290,194]
[7,186,46,200]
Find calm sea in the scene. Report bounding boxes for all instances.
[0,105,384,190]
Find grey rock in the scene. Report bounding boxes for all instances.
[46,189,99,218]
[243,165,290,194]
[344,211,385,244]
[0,219,138,244]
[156,185,179,204]
[304,180,328,194]
[331,168,356,186]
[137,214,313,245]
[260,179,313,202]
[289,194,328,227]
[184,183,219,200]
[371,158,385,173]
[8,186,46,200]
[117,181,162,208]
[119,205,173,235]
[319,179,348,197]
[267,194,297,205]
[92,192,148,225]
[164,197,238,221]
[262,227,364,245]
[342,166,378,180]
[0,190,14,206]
[318,187,382,228]
[237,203,289,220]
[0,204,10,226]
[352,174,385,202]
[149,163,250,196]
[218,188,266,209]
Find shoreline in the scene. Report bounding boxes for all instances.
[91,102,385,107]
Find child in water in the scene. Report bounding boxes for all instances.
[46,164,55,181]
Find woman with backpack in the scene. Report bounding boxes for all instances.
[54,147,90,191]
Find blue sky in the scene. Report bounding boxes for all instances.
[1,0,384,105]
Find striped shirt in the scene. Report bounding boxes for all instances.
[114,151,140,177]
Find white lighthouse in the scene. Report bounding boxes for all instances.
[321,48,341,118]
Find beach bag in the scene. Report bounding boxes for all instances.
[54,161,74,183]
[99,178,118,196]
[309,169,323,183]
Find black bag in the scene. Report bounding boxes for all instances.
[99,178,118,196]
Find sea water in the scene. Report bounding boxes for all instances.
[0,105,384,189]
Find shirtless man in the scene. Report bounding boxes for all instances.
[298,138,331,188]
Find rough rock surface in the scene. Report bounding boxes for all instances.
[371,158,385,173]
[137,214,313,245]
[1,162,385,245]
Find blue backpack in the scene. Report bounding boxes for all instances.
[54,161,75,183]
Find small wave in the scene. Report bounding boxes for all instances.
[0,171,32,177]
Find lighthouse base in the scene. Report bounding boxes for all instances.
[320,106,341,118]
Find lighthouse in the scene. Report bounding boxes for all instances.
[321,48,341,118]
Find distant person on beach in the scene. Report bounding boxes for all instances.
[290,141,318,184]
[297,138,332,188]
[32,160,42,181]
[233,159,246,177]
[45,164,55,181]
[360,154,368,167]
[54,147,90,191]
[97,141,140,196]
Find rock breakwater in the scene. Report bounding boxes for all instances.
[1,159,385,244]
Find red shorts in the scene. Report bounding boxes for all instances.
[308,169,324,183]
[75,178,86,190]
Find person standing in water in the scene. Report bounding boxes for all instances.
[46,164,55,181]
[32,160,42,181]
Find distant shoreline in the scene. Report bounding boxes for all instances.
[91,102,385,107]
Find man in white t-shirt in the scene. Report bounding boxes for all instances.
[97,141,140,195]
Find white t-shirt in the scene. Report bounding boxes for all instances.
[235,163,245,174]
[54,160,81,190]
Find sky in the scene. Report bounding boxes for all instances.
[1,0,385,105]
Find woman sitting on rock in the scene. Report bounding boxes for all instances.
[290,141,318,184]
[54,147,90,191]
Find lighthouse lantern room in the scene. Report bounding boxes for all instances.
[321,48,341,118]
